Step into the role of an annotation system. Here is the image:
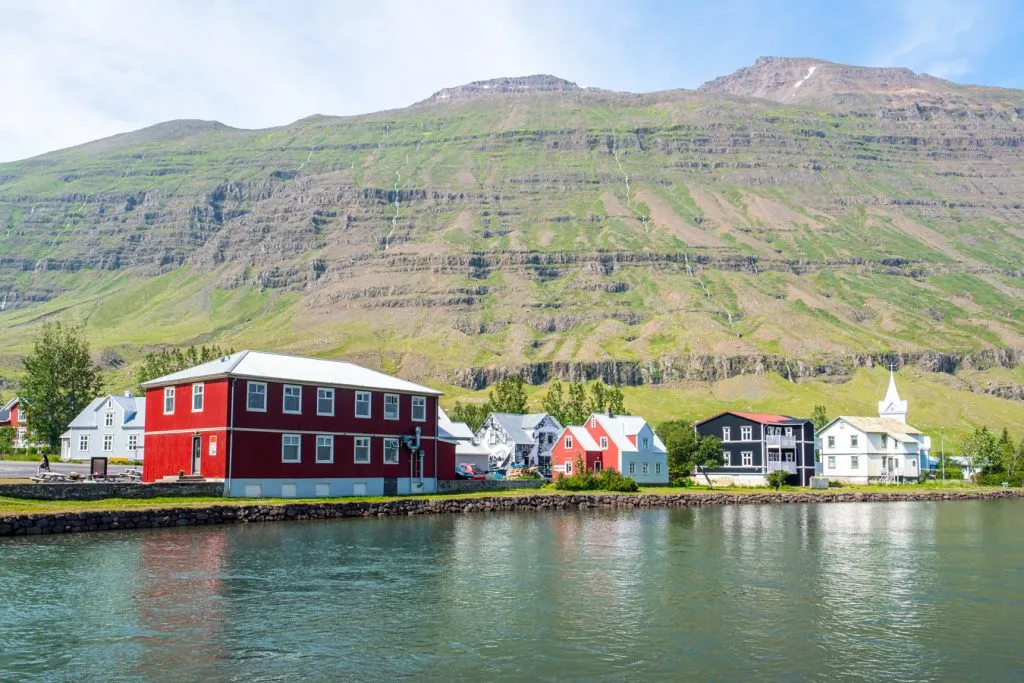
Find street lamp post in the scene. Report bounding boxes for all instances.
[941,429,945,481]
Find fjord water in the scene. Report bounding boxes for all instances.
[2,501,1022,682]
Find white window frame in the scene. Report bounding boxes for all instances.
[283,384,302,415]
[828,455,836,469]
[355,391,372,418]
[851,455,859,469]
[354,436,371,464]
[383,394,399,421]
[628,461,635,475]
[723,450,730,465]
[281,434,301,463]
[850,435,859,448]
[192,382,204,412]
[590,417,596,428]
[740,426,752,440]
[600,436,608,449]
[656,462,662,475]
[317,387,335,416]
[827,435,835,449]
[411,396,426,422]
[565,460,573,474]
[163,387,175,415]
[103,434,114,452]
[79,434,90,452]
[384,437,400,464]
[105,411,114,427]
[642,437,650,450]
[741,451,753,467]
[642,462,650,475]
[17,406,26,423]
[247,381,267,412]
[315,434,334,463]
[565,435,573,449]
[127,434,138,451]
[722,426,731,441]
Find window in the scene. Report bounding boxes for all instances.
[741,451,753,467]
[740,426,752,440]
[565,460,573,474]
[785,427,793,436]
[163,387,175,414]
[384,438,400,464]
[79,434,89,452]
[828,456,836,469]
[600,436,608,449]
[628,462,635,475]
[384,394,399,420]
[316,435,334,463]
[247,382,267,411]
[723,451,730,465]
[354,436,370,463]
[105,412,114,427]
[17,407,26,423]
[283,385,302,414]
[785,452,795,462]
[827,435,835,449]
[642,462,650,475]
[412,396,426,422]
[910,459,916,469]
[851,455,859,469]
[642,437,650,450]
[355,391,371,418]
[722,426,731,441]
[189,383,203,412]
[565,435,573,449]
[850,435,859,448]
[590,417,596,428]
[593,461,602,473]
[127,434,138,451]
[103,434,113,452]
[656,462,662,475]
[281,434,301,463]
[317,388,335,416]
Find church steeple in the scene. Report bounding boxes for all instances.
[878,366,908,423]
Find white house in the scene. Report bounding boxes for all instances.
[475,412,564,470]
[438,407,492,472]
[817,371,931,484]
[60,392,146,462]
[551,412,670,484]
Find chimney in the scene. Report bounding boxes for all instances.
[606,405,613,418]
[124,391,132,398]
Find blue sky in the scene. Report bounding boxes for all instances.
[1,0,1022,161]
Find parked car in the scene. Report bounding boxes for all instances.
[455,464,487,481]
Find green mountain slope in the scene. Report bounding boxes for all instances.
[1,58,1023,433]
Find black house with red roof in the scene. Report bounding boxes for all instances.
[694,411,816,486]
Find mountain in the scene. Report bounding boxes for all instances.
[1,57,1023,432]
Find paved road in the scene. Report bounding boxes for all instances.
[0,461,133,479]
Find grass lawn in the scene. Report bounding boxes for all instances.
[0,481,1009,516]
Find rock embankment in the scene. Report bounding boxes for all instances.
[3,489,1023,537]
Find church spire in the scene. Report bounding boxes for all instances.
[878,364,908,423]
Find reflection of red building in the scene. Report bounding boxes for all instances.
[142,350,456,497]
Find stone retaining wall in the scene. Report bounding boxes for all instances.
[437,479,546,493]
[4,489,1024,537]
[0,482,225,501]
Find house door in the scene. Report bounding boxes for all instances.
[383,478,398,496]
[191,435,202,475]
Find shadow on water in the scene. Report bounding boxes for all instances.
[1,501,1023,682]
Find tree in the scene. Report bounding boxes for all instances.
[487,375,528,414]
[541,379,568,426]
[659,419,724,488]
[564,381,589,425]
[449,401,489,432]
[588,381,608,415]
[960,426,999,477]
[811,405,829,431]
[21,322,103,450]
[606,385,626,415]
[0,426,14,453]
[767,470,789,490]
[997,428,1015,474]
[136,344,233,391]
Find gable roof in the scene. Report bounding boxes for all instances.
[590,413,667,453]
[827,416,923,439]
[140,350,442,396]
[486,412,557,445]
[68,395,146,429]
[437,407,475,441]
[0,396,20,422]
[696,410,810,426]
[564,425,601,451]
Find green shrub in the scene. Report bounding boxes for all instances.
[827,480,844,488]
[670,476,694,488]
[977,471,1024,487]
[766,470,789,490]
[553,467,639,492]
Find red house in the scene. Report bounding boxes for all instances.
[0,397,31,448]
[142,350,456,497]
[550,413,669,484]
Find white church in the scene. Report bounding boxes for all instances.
[817,370,932,484]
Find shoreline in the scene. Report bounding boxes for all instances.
[3,488,1024,537]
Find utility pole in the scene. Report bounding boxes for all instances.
[941,429,945,481]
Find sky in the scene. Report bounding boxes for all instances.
[2,0,1023,162]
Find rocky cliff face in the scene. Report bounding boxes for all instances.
[420,75,581,104]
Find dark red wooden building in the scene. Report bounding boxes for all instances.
[142,350,456,497]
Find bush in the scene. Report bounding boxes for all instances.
[553,467,639,492]
[766,470,789,490]
[670,476,694,488]
[977,471,1024,487]
[827,480,844,488]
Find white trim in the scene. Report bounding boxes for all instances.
[247,381,267,412]
[599,436,608,449]
[282,384,302,415]
[384,437,400,464]
[79,434,90,452]
[103,434,114,452]
[722,426,731,442]
[565,435,573,449]
[163,387,175,415]
[192,382,205,413]
[354,436,371,464]
[383,393,400,421]
[315,434,334,463]
[281,433,301,463]
[741,451,753,466]
[355,391,372,419]
[411,396,426,422]
[316,387,335,416]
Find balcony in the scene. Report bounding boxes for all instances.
[766,460,797,474]
[766,435,797,449]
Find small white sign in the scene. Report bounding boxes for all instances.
[209,435,218,456]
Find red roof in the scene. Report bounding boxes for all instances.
[696,410,806,426]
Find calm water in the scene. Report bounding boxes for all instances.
[1,501,1023,682]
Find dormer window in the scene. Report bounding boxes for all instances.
[642,437,650,450]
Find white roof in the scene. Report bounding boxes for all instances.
[437,407,476,440]
[455,441,492,457]
[590,413,667,453]
[67,395,145,429]
[830,416,923,440]
[565,425,601,451]
[141,350,442,396]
